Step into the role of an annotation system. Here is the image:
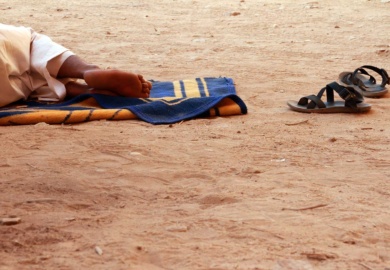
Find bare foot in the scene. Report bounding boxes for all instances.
[65,81,90,98]
[64,81,119,98]
[83,69,152,98]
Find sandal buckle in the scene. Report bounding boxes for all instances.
[343,89,356,101]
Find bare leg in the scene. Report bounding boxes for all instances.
[57,55,99,79]
[57,55,152,98]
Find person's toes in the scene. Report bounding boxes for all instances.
[141,83,150,93]
[137,74,145,82]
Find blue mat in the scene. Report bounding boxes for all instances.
[0,77,247,125]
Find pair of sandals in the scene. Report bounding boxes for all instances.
[288,65,389,113]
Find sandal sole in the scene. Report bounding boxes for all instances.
[287,100,371,113]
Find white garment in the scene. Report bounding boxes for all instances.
[0,24,74,107]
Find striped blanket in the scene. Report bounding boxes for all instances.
[0,77,247,125]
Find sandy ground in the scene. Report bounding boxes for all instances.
[1,0,390,269]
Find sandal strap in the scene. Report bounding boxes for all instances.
[352,68,376,84]
[326,81,363,108]
[298,94,326,109]
[353,65,390,87]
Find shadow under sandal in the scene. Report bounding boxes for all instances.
[287,81,371,113]
[338,65,389,98]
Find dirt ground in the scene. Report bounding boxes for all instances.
[1,0,390,269]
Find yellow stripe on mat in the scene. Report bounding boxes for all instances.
[200,78,210,97]
[173,80,182,98]
[183,79,201,97]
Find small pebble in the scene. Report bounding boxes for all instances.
[166,224,188,232]
[95,246,103,256]
[0,217,21,226]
